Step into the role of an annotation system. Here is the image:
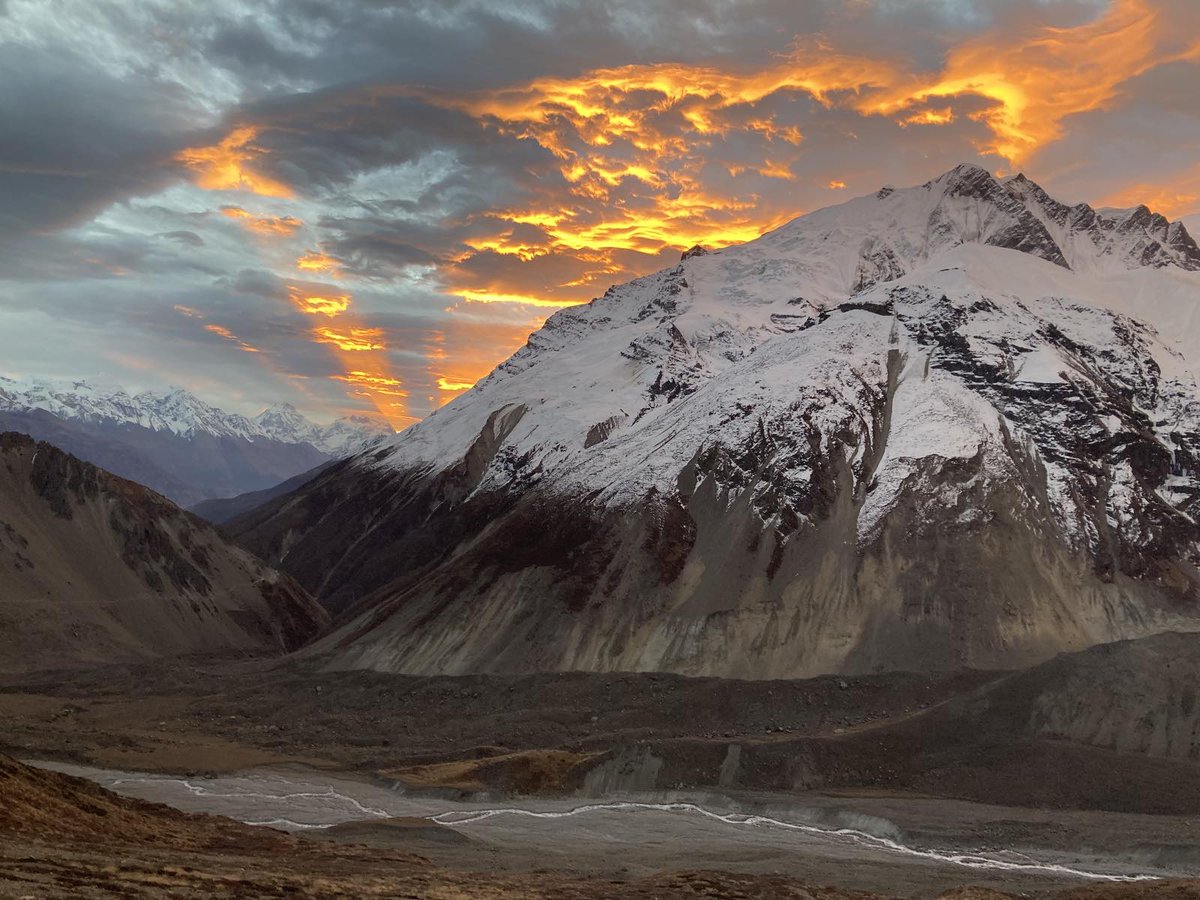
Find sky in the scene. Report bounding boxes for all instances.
[2,0,1199,428]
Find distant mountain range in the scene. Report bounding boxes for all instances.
[0,376,392,507]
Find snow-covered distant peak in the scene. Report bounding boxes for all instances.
[133,386,260,439]
[255,402,322,445]
[318,414,394,456]
[0,375,389,457]
[253,402,392,454]
[257,401,304,421]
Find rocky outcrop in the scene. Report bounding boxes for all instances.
[0,433,327,672]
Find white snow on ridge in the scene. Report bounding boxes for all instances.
[361,166,1200,548]
[0,377,392,457]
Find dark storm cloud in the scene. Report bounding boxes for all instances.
[0,225,227,283]
[198,0,1092,92]
[327,235,440,279]
[156,231,206,247]
[194,1,826,91]
[0,44,190,241]
[239,91,557,202]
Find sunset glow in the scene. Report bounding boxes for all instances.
[177,126,293,198]
[8,0,1197,427]
[296,251,342,277]
[287,287,352,317]
[314,326,387,352]
[220,206,303,236]
[457,290,585,309]
[204,323,259,353]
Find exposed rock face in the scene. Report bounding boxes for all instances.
[0,433,327,672]
[233,166,1200,678]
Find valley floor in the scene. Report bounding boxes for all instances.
[3,652,1200,897]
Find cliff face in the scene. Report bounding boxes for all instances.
[0,433,327,672]
[233,166,1200,678]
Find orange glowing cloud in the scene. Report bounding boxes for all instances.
[332,371,408,395]
[287,286,352,317]
[864,0,1200,163]
[204,323,259,353]
[295,289,412,425]
[1101,165,1200,219]
[177,126,293,197]
[329,369,415,428]
[423,313,545,405]
[758,160,795,180]
[296,250,342,277]
[431,54,897,271]
[456,54,896,142]
[899,107,955,127]
[313,325,386,352]
[174,127,414,426]
[220,206,302,236]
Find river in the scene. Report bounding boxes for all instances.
[30,760,1193,894]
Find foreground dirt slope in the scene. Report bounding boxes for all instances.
[0,433,327,672]
[0,753,891,898]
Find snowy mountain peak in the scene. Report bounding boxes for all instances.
[1002,172,1200,274]
[254,402,318,442]
[739,163,1200,302]
[259,401,301,416]
[934,161,999,191]
[235,163,1200,679]
[319,414,394,456]
[369,164,1200,501]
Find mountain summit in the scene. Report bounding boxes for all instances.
[234,166,1200,679]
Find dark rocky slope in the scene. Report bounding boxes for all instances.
[0,433,327,671]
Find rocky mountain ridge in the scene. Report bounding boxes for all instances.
[0,432,327,672]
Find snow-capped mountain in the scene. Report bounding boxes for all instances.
[0,378,391,505]
[233,164,1200,680]
[251,402,393,456]
[0,380,391,455]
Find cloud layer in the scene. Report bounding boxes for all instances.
[2,0,1198,426]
